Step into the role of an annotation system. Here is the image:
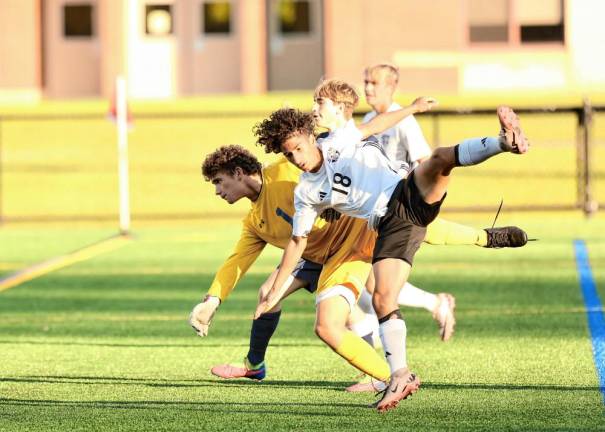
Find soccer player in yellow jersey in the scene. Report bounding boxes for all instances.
[190,144,527,386]
[191,144,390,383]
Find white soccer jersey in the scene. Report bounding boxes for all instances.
[292,120,402,237]
[362,103,431,168]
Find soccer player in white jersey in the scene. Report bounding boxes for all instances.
[254,79,529,412]
[363,63,431,168]
[358,63,527,348]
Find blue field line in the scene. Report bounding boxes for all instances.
[573,239,605,404]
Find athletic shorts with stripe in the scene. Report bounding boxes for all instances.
[290,258,322,293]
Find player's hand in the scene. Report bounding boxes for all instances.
[319,208,341,222]
[411,96,438,113]
[254,299,270,320]
[254,290,280,319]
[189,295,221,337]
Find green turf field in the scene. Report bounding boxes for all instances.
[0,212,604,431]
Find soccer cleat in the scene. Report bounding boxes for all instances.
[485,226,528,248]
[373,369,421,413]
[497,106,529,154]
[432,293,456,342]
[210,358,266,381]
[345,375,387,393]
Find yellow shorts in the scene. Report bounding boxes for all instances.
[316,218,375,298]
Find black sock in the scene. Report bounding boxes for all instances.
[378,309,402,323]
[247,310,281,366]
[454,144,462,166]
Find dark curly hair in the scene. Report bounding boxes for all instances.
[201,145,262,181]
[253,108,315,154]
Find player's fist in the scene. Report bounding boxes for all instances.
[189,295,220,337]
[411,96,438,113]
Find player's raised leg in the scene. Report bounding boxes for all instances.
[414,106,529,205]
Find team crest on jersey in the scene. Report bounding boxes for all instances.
[326,147,340,163]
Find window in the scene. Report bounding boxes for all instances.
[469,0,564,45]
[279,0,311,34]
[145,4,173,36]
[518,0,564,43]
[203,2,231,34]
[469,0,508,43]
[63,4,94,37]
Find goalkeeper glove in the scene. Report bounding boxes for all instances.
[189,295,221,337]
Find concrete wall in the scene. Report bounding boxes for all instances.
[43,0,101,98]
[0,0,41,101]
[568,0,605,91]
[2,0,605,100]
[323,0,605,94]
[178,0,241,94]
[267,0,324,91]
[324,0,462,92]
[98,0,127,98]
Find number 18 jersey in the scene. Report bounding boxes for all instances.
[292,120,402,237]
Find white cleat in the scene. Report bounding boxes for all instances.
[345,375,387,393]
[497,106,529,154]
[433,293,456,341]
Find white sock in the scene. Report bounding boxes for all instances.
[379,318,407,374]
[357,289,375,315]
[456,137,502,166]
[351,313,379,341]
[398,282,438,312]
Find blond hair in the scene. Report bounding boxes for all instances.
[313,78,359,118]
[365,63,399,86]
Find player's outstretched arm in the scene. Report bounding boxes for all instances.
[254,236,307,319]
[189,295,221,337]
[357,96,438,139]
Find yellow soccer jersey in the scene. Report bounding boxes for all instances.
[207,157,373,301]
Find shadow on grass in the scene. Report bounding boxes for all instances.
[2,375,600,393]
[0,339,321,349]
[1,376,352,391]
[0,397,371,415]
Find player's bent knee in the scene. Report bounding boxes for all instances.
[314,322,341,347]
[429,147,453,171]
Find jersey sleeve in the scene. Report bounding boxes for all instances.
[206,221,266,301]
[292,185,319,237]
[401,116,431,163]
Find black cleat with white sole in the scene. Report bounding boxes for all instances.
[485,226,528,248]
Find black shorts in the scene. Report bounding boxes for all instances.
[372,172,445,266]
[290,259,322,293]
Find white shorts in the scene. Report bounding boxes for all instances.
[315,284,357,312]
